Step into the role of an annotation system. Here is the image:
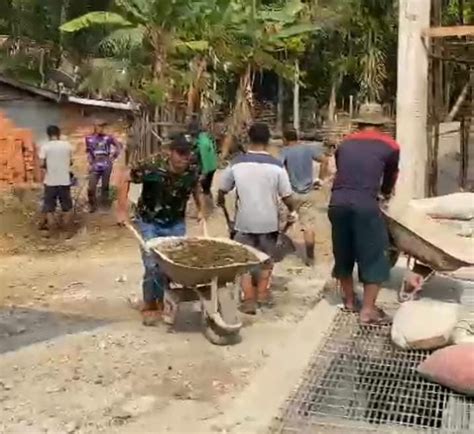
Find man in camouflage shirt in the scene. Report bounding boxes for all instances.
[121,134,204,326]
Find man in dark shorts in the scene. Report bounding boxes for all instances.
[328,103,400,325]
[117,134,205,326]
[217,123,297,315]
[39,125,74,235]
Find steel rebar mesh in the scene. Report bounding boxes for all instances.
[273,311,474,434]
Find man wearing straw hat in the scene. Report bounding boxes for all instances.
[328,102,400,325]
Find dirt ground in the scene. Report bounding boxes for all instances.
[0,179,333,434]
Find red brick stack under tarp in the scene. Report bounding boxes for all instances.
[0,112,41,187]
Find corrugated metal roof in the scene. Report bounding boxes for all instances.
[0,74,138,112]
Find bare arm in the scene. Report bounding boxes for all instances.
[217,166,235,208]
[192,182,205,218]
[281,194,296,212]
[116,167,131,225]
[381,149,400,198]
[110,136,122,160]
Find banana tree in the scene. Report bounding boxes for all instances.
[215,0,322,156]
[60,0,215,107]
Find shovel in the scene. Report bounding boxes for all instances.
[220,203,236,239]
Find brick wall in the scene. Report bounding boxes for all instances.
[0,112,41,186]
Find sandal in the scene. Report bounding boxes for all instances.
[360,308,392,326]
[340,297,362,313]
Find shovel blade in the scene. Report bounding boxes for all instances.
[273,233,295,262]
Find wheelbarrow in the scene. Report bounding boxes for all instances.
[126,224,269,345]
[383,209,474,302]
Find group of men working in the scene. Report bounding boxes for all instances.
[40,102,400,327]
[121,102,399,327]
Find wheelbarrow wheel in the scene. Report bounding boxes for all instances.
[202,314,241,346]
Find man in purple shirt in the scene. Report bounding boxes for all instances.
[86,119,121,212]
[329,103,399,325]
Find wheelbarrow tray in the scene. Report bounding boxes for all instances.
[147,236,269,287]
[383,208,473,272]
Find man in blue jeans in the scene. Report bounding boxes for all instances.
[121,134,204,326]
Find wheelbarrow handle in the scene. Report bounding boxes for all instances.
[124,222,149,252]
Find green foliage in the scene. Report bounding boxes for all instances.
[60,12,133,32]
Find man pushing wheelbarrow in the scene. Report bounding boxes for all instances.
[116,133,271,344]
[117,133,206,326]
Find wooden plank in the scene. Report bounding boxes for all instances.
[422,25,474,38]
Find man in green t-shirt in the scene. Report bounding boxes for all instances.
[188,119,218,200]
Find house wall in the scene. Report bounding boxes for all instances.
[0,93,61,145]
[0,82,129,188]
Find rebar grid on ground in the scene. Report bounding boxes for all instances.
[273,311,474,434]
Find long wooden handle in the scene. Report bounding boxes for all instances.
[201,219,209,238]
[124,222,148,251]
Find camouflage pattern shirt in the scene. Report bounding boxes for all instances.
[130,156,199,224]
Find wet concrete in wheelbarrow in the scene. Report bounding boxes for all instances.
[158,239,259,268]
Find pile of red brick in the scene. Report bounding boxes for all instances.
[0,112,41,186]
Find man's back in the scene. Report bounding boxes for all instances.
[330,130,399,208]
[281,143,324,194]
[40,140,72,186]
[220,152,292,234]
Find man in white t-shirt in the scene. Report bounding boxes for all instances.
[39,125,73,234]
[217,123,298,314]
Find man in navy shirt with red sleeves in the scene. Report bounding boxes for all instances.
[329,103,400,325]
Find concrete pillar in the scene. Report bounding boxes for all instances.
[394,0,431,205]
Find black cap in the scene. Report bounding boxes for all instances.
[169,133,192,154]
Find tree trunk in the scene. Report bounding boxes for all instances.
[328,79,337,122]
[293,59,300,132]
[277,75,284,132]
[393,0,431,206]
[221,65,254,159]
[186,57,207,123]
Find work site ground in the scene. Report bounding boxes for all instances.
[0,181,335,434]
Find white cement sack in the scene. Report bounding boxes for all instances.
[410,193,474,220]
[452,322,474,344]
[391,300,460,350]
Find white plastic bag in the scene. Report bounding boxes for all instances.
[410,193,474,220]
[391,299,460,350]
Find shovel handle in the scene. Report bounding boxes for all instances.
[201,218,209,238]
